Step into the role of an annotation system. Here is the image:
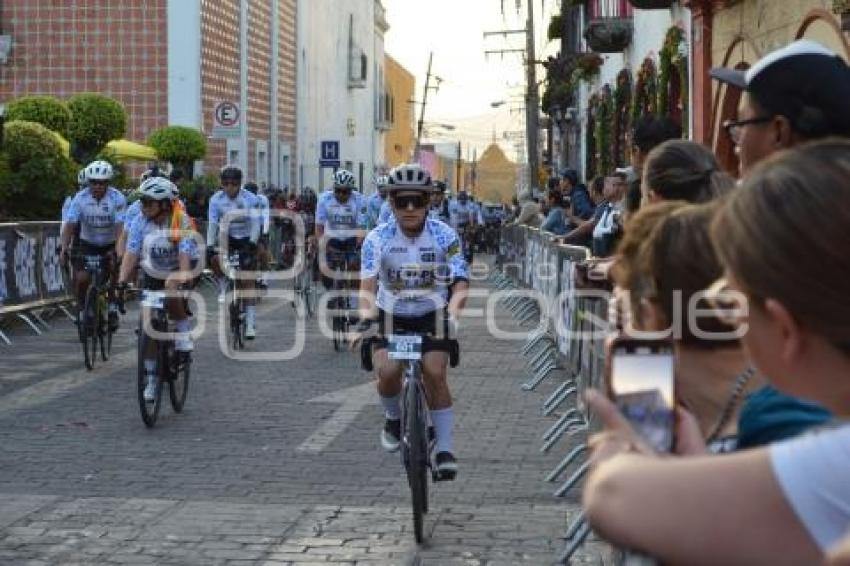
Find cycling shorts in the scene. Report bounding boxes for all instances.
[72,240,116,272]
[372,308,454,354]
[216,238,257,271]
[326,237,359,268]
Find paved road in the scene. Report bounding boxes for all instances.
[0,264,602,565]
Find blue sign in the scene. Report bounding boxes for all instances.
[320,140,340,168]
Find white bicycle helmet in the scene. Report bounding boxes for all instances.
[387,164,433,191]
[375,175,389,189]
[138,177,179,201]
[333,169,357,189]
[84,160,114,182]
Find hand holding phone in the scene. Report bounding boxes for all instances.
[608,338,676,453]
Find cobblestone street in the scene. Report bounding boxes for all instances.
[0,271,597,564]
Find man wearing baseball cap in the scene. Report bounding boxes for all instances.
[711,39,850,177]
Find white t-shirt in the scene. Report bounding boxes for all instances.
[770,424,850,551]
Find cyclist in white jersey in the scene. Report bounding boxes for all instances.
[117,177,199,402]
[117,168,161,258]
[357,163,469,479]
[207,166,262,338]
[377,198,394,225]
[60,160,127,329]
[448,190,478,263]
[366,175,389,228]
[428,181,451,223]
[244,182,271,288]
[315,169,369,292]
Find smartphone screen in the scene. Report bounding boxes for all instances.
[611,343,675,453]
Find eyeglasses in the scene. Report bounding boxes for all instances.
[140,197,158,207]
[89,179,108,186]
[392,194,429,210]
[722,116,773,145]
[221,180,240,188]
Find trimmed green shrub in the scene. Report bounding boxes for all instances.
[5,96,72,138]
[3,120,63,170]
[148,126,207,180]
[67,93,127,164]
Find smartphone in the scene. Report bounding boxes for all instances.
[608,338,676,453]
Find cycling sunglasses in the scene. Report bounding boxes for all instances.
[392,194,429,210]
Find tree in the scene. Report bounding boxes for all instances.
[148,126,207,180]
[0,120,76,220]
[5,96,72,138]
[67,93,127,164]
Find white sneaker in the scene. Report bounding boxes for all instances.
[175,335,194,352]
[143,374,158,403]
[245,321,256,340]
[218,290,226,304]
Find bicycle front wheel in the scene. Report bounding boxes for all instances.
[82,286,99,370]
[302,266,316,318]
[169,347,191,413]
[137,326,162,428]
[404,367,429,544]
[100,299,113,362]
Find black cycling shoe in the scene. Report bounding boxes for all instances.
[434,451,458,481]
[380,419,401,452]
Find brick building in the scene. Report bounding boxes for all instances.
[0,0,297,188]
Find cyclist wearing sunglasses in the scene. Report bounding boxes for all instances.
[357,163,469,478]
[315,169,369,290]
[207,166,262,338]
[118,177,199,402]
[448,189,478,263]
[60,160,127,330]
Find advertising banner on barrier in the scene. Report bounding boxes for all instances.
[0,222,71,311]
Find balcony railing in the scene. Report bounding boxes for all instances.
[586,0,634,19]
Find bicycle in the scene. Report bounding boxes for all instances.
[293,242,318,318]
[70,251,118,370]
[328,249,353,352]
[224,249,247,351]
[360,327,460,544]
[134,288,192,428]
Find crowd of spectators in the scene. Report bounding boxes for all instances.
[558,39,850,564]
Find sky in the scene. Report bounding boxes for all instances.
[382,0,560,161]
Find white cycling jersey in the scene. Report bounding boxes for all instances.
[366,192,385,227]
[255,193,270,235]
[378,200,394,225]
[66,187,127,246]
[361,218,469,317]
[124,200,143,229]
[316,190,368,238]
[207,189,260,245]
[127,213,199,275]
[447,199,477,230]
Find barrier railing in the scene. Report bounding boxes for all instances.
[0,221,75,344]
[492,224,613,564]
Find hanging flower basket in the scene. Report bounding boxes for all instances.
[548,14,563,41]
[573,52,604,83]
[584,18,633,53]
[629,0,673,9]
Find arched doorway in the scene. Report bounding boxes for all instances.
[713,62,749,177]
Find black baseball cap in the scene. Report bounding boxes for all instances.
[710,40,850,138]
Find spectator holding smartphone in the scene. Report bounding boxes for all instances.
[582,138,850,565]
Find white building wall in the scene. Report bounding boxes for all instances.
[167,0,202,128]
[297,0,381,194]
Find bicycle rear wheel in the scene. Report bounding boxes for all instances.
[100,298,113,362]
[404,367,429,544]
[229,284,244,351]
[168,346,191,413]
[302,266,316,318]
[137,325,162,428]
[332,267,345,352]
[82,286,99,370]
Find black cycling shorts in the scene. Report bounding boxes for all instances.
[373,308,454,354]
[72,240,115,272]
[216,238,257,271]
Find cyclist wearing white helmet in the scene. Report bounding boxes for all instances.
[117,168,163,257]
[448,189,478,264]
[61,159,127,329]
[207,165,262,338]
[356,163,469,479]
[429,180,451,223]
[315,168,369,292]
[366,174,389,228]
[118,177,199,402]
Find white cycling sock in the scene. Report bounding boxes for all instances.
[144,359,156,374]
[431,407,454,454]
[246,305,257,324]
[380,394,401,421]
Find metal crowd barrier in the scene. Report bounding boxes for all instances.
[0,222,75,345]
[492,224,611,564]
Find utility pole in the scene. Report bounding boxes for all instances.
[525,0,539,195]
[414,52,439,161]
[456,141,462,192]
[483,0,540,195]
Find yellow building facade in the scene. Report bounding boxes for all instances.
[474,144,518,205]
[383,54,416,168]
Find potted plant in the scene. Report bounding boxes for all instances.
[574,52,604,83]
[584,18,633,53]
[629,0,673,9]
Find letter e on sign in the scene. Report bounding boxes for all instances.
[215,101,240,128]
